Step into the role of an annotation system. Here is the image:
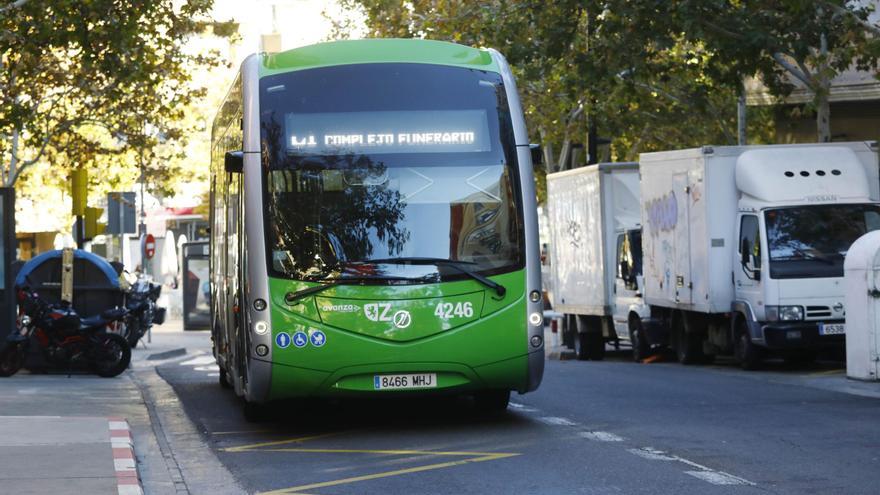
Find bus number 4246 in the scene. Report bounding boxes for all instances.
[434,302,474,319]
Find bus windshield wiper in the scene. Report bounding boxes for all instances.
[285,281,341,304]
[284,274,432,304]
[359,257,506,297]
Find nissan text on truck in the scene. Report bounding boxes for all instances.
[639,142,880,368]
[546,163,658,361]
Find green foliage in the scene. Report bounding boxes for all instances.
[0,0,229,197]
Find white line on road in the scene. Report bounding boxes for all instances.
[180,356,215,366]
[509,402,538,412]
[627,447,755,486]
[537,416,577,426]
[579,431,624,442]
[685,470,754,486]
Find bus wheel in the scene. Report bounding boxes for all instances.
[734,319,762,371]
[630,317,650,362]
[474,390,510,413]
[219,367,232,389]
[242,400,270,423]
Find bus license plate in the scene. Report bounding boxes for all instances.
[819,323,845,335]
[373,373,437,390]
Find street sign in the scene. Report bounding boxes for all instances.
[144,233,156,259]
[107,192,137,235]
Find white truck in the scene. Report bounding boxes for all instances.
[639,142,880,368]
[546,163,658,361]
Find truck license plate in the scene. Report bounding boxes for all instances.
[819,323,845,335]
[373,373,437,390]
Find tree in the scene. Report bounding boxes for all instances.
[334,0,763,204]
[0,0,231,189]
[638,0,880,142]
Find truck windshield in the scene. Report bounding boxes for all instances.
[259,63,524,282]
[765,204,880,279]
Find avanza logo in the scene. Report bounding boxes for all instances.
[321,303,360,313]
[364,302,393,322]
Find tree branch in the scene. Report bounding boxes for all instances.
[771,53,815,88]
[0,0,29,14]
[822,1,880,37]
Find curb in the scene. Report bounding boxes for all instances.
[108,417,143,495]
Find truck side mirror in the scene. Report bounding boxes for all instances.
[530,143,543,166]
[225,150,243,174]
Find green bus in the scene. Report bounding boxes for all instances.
[210,39,543,419]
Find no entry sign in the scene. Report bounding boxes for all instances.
[144,233,156,259]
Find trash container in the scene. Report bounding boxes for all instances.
[843,231,880,381]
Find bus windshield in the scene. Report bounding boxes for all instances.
[259,63,524,282]
[765,204,880,279]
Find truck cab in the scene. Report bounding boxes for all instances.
[732,147,880,367]
[612,228,659,360]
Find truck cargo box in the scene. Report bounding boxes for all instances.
[639,142,880,314]
[546,163,639,315]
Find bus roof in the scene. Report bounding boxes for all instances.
[259,39,500,77]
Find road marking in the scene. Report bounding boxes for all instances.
[537,416,576,426]
[179,355,215,366]
[212,429,273,436]
[579,431,624,442]
[628,447,755,486]
[262,447,513,456]
[222,432,348,452]
[685,470,754,485]
[509,402,538,412]
[256,452,519,495]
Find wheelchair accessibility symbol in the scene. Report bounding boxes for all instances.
[292,331,308,348]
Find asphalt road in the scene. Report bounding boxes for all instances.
[156,340,880,495]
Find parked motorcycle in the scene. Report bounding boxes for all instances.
[120,276,166,348]
[0,288,131,378]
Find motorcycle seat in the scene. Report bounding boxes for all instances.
[80,308,126,328]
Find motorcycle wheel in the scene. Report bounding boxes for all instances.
[92,333,132,378]
[0,344,25,377]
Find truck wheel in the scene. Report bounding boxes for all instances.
[672,315,703,365]
[562,315,575,349]
[630,318,650,362]
[585,332,605,361]
[734,319,762,370]
[573,331,588,360]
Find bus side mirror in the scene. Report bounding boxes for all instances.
[530,143,543,166]
[225,150,243,174]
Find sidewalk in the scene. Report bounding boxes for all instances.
[0,318,225,495]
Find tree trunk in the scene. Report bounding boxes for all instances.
[816,90,831,143]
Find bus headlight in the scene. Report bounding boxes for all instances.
[254,321,269,335]
[529,312,543,326]
[766,305,803,322]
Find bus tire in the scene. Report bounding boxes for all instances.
[242,400,270,423]
[219,366,232,389]
[474,390,510,412]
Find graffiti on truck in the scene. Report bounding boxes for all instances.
[645,191,678,236]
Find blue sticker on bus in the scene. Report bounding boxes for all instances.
[275,332,291,349]
[310,330,326,347]
[292,331,308,348]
